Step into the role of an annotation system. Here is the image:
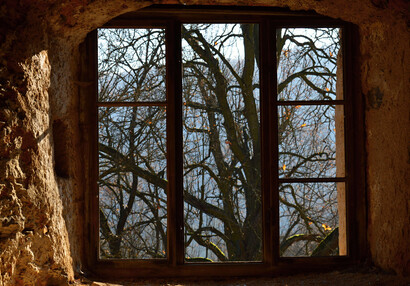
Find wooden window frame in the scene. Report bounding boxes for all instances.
[79,5,365,279]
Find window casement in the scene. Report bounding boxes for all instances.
[81,5,365,279]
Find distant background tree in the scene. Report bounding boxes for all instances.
[97,24,341,260]
[98,29,168,258]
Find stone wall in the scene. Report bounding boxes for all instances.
[0,4,74,284]
[0,0,408,284]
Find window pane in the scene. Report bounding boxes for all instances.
[98,28,166,102]
[279,183,342,257]
[98,106,167,259]
[277,28,341,101]
[182,24,262,262]
[278,105,345,178]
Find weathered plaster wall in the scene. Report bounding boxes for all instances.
[0,0,408,284]
[361,19,409,277]
[0,4,75,285]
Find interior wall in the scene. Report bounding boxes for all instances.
[0,0,408,284]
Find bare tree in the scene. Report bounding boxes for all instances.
[97,25,342,260]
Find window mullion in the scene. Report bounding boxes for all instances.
[270,20,280,265]
[260,18,279,266]
[260,18,273,265]
[166,19,184,266]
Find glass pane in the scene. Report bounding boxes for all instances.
[278,105,345,178]
[277,28,341,101]
[182,23,262,262]
[98,106,167,259]
[98,28,166,102]
[279,183,342,257]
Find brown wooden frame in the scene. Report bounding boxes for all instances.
[79,5,365,280]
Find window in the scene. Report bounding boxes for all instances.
[81,5,365,279]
